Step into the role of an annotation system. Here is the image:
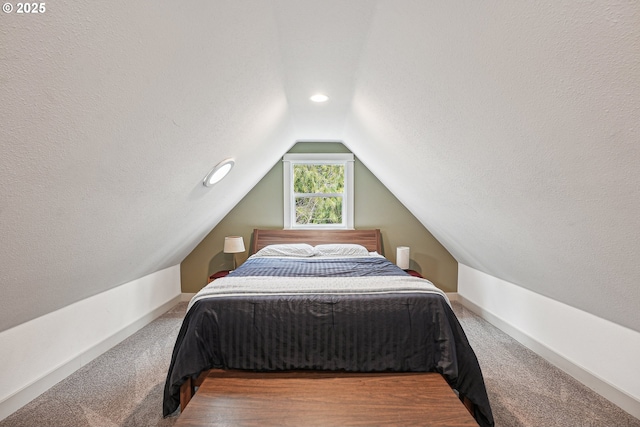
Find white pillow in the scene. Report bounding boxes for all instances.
[254,243,316,257]
[314,243,370,257]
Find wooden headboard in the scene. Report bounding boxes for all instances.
[252,229,382,254]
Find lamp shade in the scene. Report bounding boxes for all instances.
[224,236,245,253]
[396,246,410,270]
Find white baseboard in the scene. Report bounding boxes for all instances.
[181,292,196,302]
[445,292,458,302]
[0,266,182,421]
[457,264,640,420]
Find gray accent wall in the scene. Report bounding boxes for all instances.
[181,143,457,293]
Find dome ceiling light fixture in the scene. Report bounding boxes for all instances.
[203,158,235,187]
[310,93,329,103]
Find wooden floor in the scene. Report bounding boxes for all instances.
[175,370,478,427]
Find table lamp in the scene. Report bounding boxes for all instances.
[224,236,245,270]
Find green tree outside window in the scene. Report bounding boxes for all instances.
[293,164,344,225]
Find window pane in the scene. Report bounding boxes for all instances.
[295,196,343,225]
[293,164,344,194]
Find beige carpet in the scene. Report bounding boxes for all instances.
[454,303,640,427]
[1,301,638,427]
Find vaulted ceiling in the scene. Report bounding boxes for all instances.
[1,1,639,333]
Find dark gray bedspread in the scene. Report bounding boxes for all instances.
[163,287,494,426]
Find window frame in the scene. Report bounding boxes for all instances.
[283,153,354,229]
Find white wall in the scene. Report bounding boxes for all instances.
[0,265,181,421]
[458,264,640,419]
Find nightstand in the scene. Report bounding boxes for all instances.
[208,270,231,283]
[405,269,424,278]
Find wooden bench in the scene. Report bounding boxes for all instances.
[176,370,478,426]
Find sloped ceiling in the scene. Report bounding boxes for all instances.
[1,1,639,333]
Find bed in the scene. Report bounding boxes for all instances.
[163,229,494,427]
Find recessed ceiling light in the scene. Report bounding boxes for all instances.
[203,158,235,187]
[310,94,329,103]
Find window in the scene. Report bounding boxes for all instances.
[283,153,354,229]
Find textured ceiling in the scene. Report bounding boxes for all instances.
[1,1,639,333]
